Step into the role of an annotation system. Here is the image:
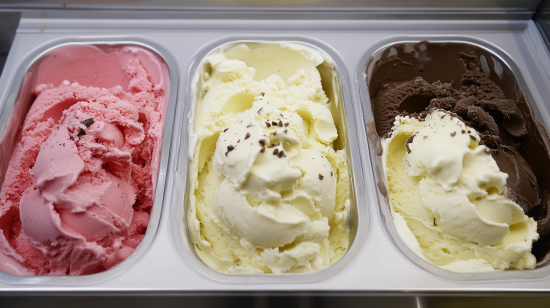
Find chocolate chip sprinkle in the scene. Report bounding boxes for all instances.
[259,139,266,146]
[237,139,240,143]
[81,118,94,127]
[277,150,285,158]
[273,149,279,155]
[279,120,283,127]
[272,121,278,126]
[319,174,324,180]
[273,131,277,135]
[462,130,466,134]
[77,128,86,137]
[450,132,456,137]
[227,145,234,151]
[423,136,428,139]
[331,171,333,176]
[245,132,250,140]
[441,114,445,119]
[224,128,228,132]
[266,122,271,127]
[260,92,265,97]
[470,135,476,141]
[284,129,288,134]
[284,123,289,127]
[260,148,265,153]
[258,107,263,114]
[247,124,253,128]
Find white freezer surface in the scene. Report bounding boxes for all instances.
[0,18,550,293]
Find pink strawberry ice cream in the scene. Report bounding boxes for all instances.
[0,44,169,276]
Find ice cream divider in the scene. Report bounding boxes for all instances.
[0,36,179,285]
[169,35,368,283]
[356,35,550,281]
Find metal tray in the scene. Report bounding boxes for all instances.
[357,36,550,281]
[0,37,179,285]
[169,36,367,284]
[1,18,550,294]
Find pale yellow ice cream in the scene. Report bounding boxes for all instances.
[188,43,350,274]
[383,109,539,272]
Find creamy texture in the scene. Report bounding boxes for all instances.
[189,43,350,274]
[383,110,538,271]
[0,45,168,276]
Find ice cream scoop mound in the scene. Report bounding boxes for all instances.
[383,110,539,271]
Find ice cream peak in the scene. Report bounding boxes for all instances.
[383,110,538,271]
[189,42,350,274]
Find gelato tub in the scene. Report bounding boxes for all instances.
[170,36,367,283]
[358,36,550,280]
[0,37,178,284]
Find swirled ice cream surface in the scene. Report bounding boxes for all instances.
[188,43,350,274]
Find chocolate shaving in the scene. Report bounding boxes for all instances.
[258,107,263,114]
[284,129,288,134]
[423,136,428,139]
[319,174,324,180]
[227,145,234,152]
[237,139,240,143]
[81,118,94,127]
[77,128,86,137]
[279,120,283,127]
[470,135,476,141]
[451,132,456,137]
[405,133,417,153]
[331,171,333,176]
[247,124,253,128]
[224,128,228,132]
[260,92,265,97]
[285,123,289,127]
[273,149,279,155]
[245,132,250,140]
[277,151,285,158]
[260,148,265,153]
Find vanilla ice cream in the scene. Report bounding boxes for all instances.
[188,42,350,274]
[383,110,538,271]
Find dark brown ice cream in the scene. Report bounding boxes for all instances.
[368,41,550,267]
